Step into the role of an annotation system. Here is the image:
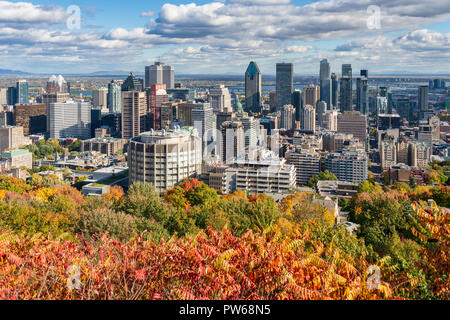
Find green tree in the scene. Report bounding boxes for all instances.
[307,171,338,188]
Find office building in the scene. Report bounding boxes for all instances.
[148,84,169,130]
[13,104,47,135]
[121,91,147,140]
[42,92,71,133]
[209,85,232,113]
[220,121,245,164]
[192,102,215,154]
[291,90,302,122]
[356,76,369,116]
[128,128,202,193]
[303,85,320,109]
[245,62,262,113]
[16,80,29,105]
[46,75,67,94]
[93,87,108,109]
[320,59,332,108]
[280,104,295,130]
[145,62,174,89]
[107,81,122,114]
[276,63,294,110]
[321,110,338,132]
[302,105,316,133]
[379,87,393,114]
[122,73,143,92]
[337,111,367,147]
[49,100,91,140]
[397,98,414,123]
[331,73,339,109]
[418,85,429,112]
[0,88,7,105]
[380,138,398,170]
[340,64,353,112]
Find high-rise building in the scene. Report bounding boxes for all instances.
[0,88,7,105]
[121,91,147,140]
[380,137,397,170]
[13,104,47,135]
[321,110,338,132]
[378,87,393,114]
[49,100,91,140]
[409,141,431,167]
[325,150,368,184]
[280,105,295,130]
[320,59,332,108]
[340,64,353,112]
[128,128,202,193]
[291,90,302,122]
[42,92,71,134]
[7,87,17,106]
[245,62,262,113]
[220,121,245,164]
[192,102,215,155]
[122,73,143,92]
[286,148,321,186]
[302,105,316,133]
[418,85,429,112]
[93,87,108,109]
[316,101,327,127]
[397,98,414,123]
[46,75,67,94]
[209,85,232,113]
[148,84,169,130]
[356,75,369,116]
[236,114,259,152]
[276,63,294,110]
[331,73,339,109]
[429,116,441,143]
[107,80,122,113]
[145,62,174,89]
[16,80,29,105]
[337,111,367,147]
[303,85,320,109]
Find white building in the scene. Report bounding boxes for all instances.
[49,100,91,140]
[128,128,202,193]
[280,104,295,130]
[1,149,33,169]
[302,104,316,133]
[321,110,338,131]
[209,85,232,113]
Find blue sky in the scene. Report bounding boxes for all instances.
[0,0,449,75]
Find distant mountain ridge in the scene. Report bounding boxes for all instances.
[0,68,30,75]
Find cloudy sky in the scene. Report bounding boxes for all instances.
[0,0,449,75]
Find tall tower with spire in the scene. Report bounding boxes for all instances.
[245,61,262,113]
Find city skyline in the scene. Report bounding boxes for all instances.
[0,0,449,75]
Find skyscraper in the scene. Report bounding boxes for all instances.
[148,84,169,130]
[418,85,429,112]
[245,61,262,113]
[397,98,413,123]
[337,111,367,148]
[280,105,295,130]
[93,87,108,109]
[107,80,122,113]
[192,102,215,155]
[121,91,147,140]
[320,59,332,108]
[49,100,91,140]
[291,90,302,122]
[356,73,369,116]
[276,63,294,110]
[303,85,320,108]
[340,64,353,112]
[379,86,393,114]
[16,80,29,105]
[331,73,339,109]
[122,73,143,92]
[302,105,316,133]
[145,62,174,89]
[220,121,245,164]
[209,85,232,113]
